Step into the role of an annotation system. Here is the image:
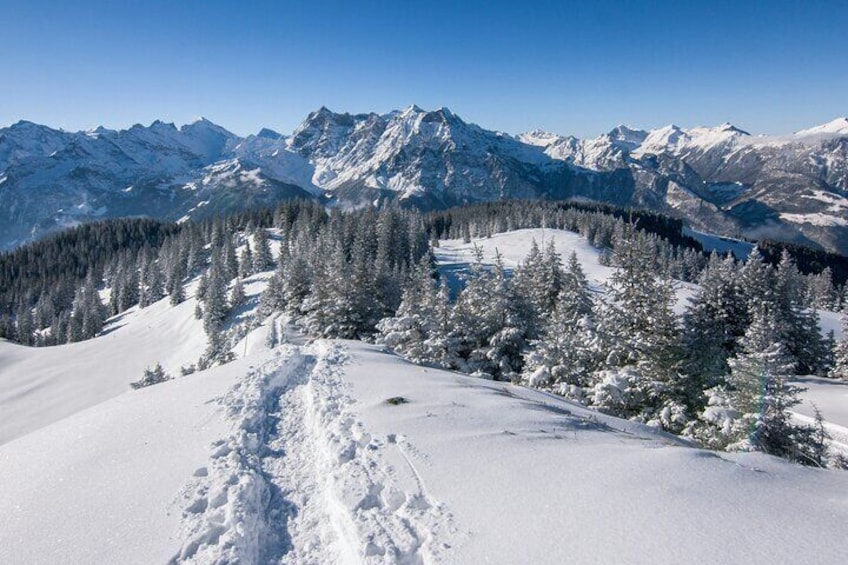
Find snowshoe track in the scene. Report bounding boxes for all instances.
[172,340,455,564]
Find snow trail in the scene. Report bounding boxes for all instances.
[172,339,455,564]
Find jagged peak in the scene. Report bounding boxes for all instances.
[420,106,463,126]
[148,120,178,134]
[183,116,226,130]
[257,128,282,140]
[310,106,335,119]
[180,117,234,137]
[607,124,648,143]
[718,122,750,135]
[84,125,112,138]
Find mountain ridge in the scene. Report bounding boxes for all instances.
[1,107,847,254]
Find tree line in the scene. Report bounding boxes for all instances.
[1,197,847,468]
[378,222,848,468]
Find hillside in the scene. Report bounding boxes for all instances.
[3,326,848,564]
[1,228,847,564]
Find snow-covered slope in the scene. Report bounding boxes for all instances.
[3,330,848,563]
[0,287,206,445]
[0,267,276,445]
[2,228,848,563]
[3,111,848,254]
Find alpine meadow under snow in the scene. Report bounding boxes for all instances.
[2,198,848,563]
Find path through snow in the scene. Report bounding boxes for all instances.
[172,340,456,564]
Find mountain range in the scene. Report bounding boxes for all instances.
[1,106,847,253]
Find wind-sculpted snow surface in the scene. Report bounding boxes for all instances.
[173,340,456,564]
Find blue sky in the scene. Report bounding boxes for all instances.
[1,0,846,137]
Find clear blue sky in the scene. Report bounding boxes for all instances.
[1,0,846,138]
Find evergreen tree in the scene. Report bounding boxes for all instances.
[682,253,747,404]
[238,245,254,279]
[697,304,809,459]
[139,255,164,308]
[230,277,246,309]
[521,255,599,399]
[223,235,239,280]
[593,225,687,430]
[202,265,230,335]
[252,228,274,272]
[14,303,35,346]
[130,363,170,389]
[169,255,186,306]
[807,267,836,310]
[830,314,848,380]
[377,255,440,363]
[67,275,106,342]
[512,239,564,337]
[775,250,825,374]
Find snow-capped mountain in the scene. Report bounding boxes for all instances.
[1,108,848,254]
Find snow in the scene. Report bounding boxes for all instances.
[434,228,696,313]
[0,352,260,565]
[794,117,848,137]
[0,262,277,446]
[1,228,848,563]
[435,228,614,295]
[342,343,848,564]
[4,317,847,564]
[683,226,754,259]
[437,228,845,434]
[0,290,207,445]
[819,309,844,341]
[800,189,848,213]
[779,212,848,227]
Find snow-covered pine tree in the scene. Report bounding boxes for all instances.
[775,250,826,375]
[202,264,230,336]
[682,253,747,404]
[512,239,563,338]
[300,235,338,337]
[592,225,687,430]
[139,253,164,308]
[697,303,810,459]
[831,314,848,380]
[223,234,239,281]
[807,266,836,310]
[281,240,313,317]
[14,302,35,346]
[252,228,274,273]
[737,246,775,319]
[117,255,140,312]
[168,254,186,306]
[229,277,246,309]
[561,250,592,320]
[521,251,599,399]
[67,274,106,342]
[238,245,254,279]
[377,255,439,363]
[130,363,170,389]
[420,280,460,369]
[256,234,286,315]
